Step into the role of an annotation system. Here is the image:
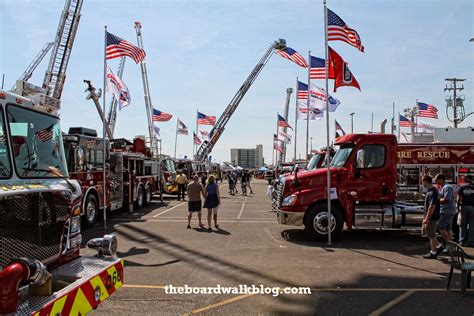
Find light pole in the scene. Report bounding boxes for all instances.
[310,137,313,154]
[349,112,355,133]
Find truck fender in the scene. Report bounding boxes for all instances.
[82,187,100,214]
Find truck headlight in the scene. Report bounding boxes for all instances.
[87,234,118,257]
[282,195,297,206]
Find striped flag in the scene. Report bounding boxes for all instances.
[275,47,308,68]
[106,32,146,63]
[177,119,188,135]
[327,8,364,52]
[193,132,202,145]
[399,115,412,127]
[335,120,346,138]
[277,114,292,129]
[309,55,335,79]
[417,102,438,119]
[152,108,173,122]
[197,112,216,125]
[278,131,292,143]
[274,142,284,153]
[35,125,54,142]
[153,125,160,136]
[297,81,308,100]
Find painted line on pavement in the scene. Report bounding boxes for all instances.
[182,293,255,315]
[153,202,186,218]
[368,290,414,316]
[236,196,248,219]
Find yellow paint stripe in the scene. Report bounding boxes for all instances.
[369,291,414,316]
[183,294,255,315]
[69,288,93,315]
[90,275,109,302]
[49,294,68,315]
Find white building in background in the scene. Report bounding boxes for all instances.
[230,145,264,168]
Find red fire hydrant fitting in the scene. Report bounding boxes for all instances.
[0,261,30,314]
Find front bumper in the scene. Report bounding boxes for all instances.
[277,209,304,226]
[15,256,123,315]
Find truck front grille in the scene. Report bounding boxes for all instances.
[273,179,285,211]
[0,192,70,271]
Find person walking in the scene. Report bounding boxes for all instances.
[458,175,474,246]
[245,170,254,194]
[203,175,221,231]
[176,171,188,201]
[422,175,441,259]
[435,174,457,254]
[186,175,206,229]
[201,172,207,186]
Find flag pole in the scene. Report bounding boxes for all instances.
[306,51,311,162]
[398,112,401,141]
[294,77,299,162]
[415,99,418,134]
[194,109,198,159]
[102,26,108,229]
[324,0,332,245]
[174,117,178,158]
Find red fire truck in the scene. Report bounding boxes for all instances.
[63,129,163,226]
[276,131,474,240]
[0,87,123,315]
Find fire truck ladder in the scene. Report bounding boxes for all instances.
[134,21,159,156]
[194,39,287,162]
[42,0,83,100]
[106,57,126,137]
[11,42,54,90]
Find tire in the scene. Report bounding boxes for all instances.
[83,194,99,228]
[144,185,152,206]
[135,185,145,209]
[304,204,344,241]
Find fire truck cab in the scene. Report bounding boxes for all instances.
[276,131,474,240]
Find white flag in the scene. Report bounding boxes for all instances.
[297,101,323,120]
[106,64,131,110]
[198,128,210,141]
[309,84,340,112]
[417,121,434,133]
[278,131,292,143]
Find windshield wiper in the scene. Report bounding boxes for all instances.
[22,166,77,193]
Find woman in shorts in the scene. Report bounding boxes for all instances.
[204,175,221,230]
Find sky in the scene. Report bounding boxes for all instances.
[1,0,473,164]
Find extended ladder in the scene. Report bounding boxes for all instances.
[42,0,83,100]
[12,42,54,90]
[195,39,287,162]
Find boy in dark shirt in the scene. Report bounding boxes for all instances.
[422,175,441,259]
[458,175,474,246]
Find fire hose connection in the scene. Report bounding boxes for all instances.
[0,258,50,314]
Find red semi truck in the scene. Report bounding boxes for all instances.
[276,132,474,240]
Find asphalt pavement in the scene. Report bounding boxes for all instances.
[82,179,474,315]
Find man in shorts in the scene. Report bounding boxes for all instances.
[435,174,456,254]
[186,175,206,229]
[422,175,441,259]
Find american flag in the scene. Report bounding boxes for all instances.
[177,119,188,135]
[275,47,308,68]
[153,125,160,136]
[399,115,412,127]
[335,120,346,138]
[193,132,202,145]
[417,102,438,119]
[297,81,308,100]
[274,142,284,153]
[309,55,335,79]
[197,112,216,125]
[35,125,54,142]
[273,134,278,142]
[277,114,292,129]
[327,8,364,53]
[106,32,146,64]
[152,108,173,122]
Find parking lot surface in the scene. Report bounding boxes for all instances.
[82,180,474,315]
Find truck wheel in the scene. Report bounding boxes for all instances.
[135,185,145,209]
[144,185,152,206]
[83,194,99,228]
[304,204,344,241]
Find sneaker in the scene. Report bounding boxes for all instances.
[187,225,191,229]
[435,245,445,256]
[423,252,437,259]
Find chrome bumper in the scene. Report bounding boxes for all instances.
[277,209,304,226]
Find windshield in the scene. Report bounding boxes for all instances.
[329,145,354,168]
[306,154,322,170]
[7,105,68,178]
[165,159,176,173]
[0,108,12,178]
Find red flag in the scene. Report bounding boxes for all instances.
[274,142,284,153]
[329,47,361,92]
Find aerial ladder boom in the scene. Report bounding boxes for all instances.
[195,39,287,162]
[106,57,126,137]
[11,42,54,90]
[42,0,83,100]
